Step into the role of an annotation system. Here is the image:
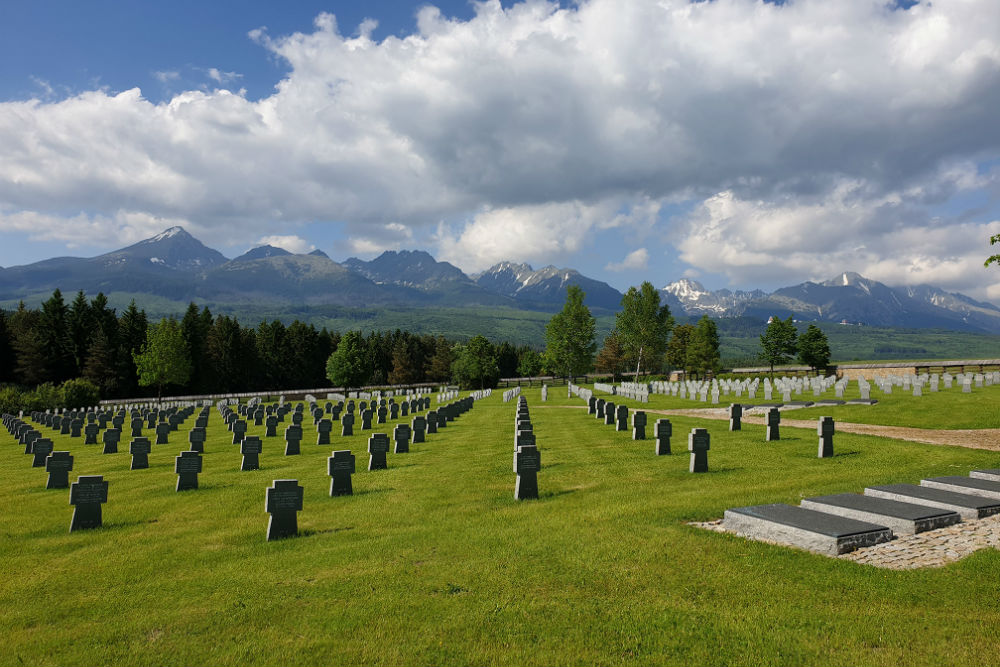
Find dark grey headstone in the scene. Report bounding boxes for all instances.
[265,479,303,541]
[393,424,411,454]
[765,407,780,441]
[155,422,170,445]
[865,484,1000,520]
[411,416,426,443]
[368,433,390,470]
[232,420,247,445]
[817,416,834,458]
[317,419,332,446]
[328,450,356,496]
[188,427,206,453]
[285,424,303,456]
[31,438,54,467]
[241,436,262,471]
[129,437,151,470]
[69,475,108,532]
[45,451,73,488]
[800,493,960,535]
[175,451,202,491]
[83,422,99,445]
[102,428,121,454]
[514,445,540,500]
[632,411,646,440]
[265,415,278,437]
[340,413,354,437]
[729,403,742,431]
[688,428,709,473]
[723,503,892,555]
[920,476,1000,500]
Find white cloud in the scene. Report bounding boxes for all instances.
[255,234,314,254]
[154,70,181,83]
[205,68,243,85]
[345,222,415,256]
[605,248,648,272]
[0,0,998,293]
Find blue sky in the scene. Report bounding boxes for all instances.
[1,0,999,300]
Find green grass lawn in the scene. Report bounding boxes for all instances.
[2,389,999,666]
[586,380,1000,430]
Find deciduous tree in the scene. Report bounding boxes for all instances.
[759,316,798,376]
[615,281,673,380]
[797,324,832,370]
[544,285,596,378]
[134,317,192,400]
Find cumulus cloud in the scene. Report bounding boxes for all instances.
[255,234,314,254]
[205,68,242,85]
[154,70,181,83]
[1,0,999,293]
[605,248,649,272]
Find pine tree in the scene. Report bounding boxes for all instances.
[82,327,119,397]
[117,300,149,397]
[67,290,94,376]
[181,303,212,393]
[593,330,627,382]
[0,309,14,383]
[797,324,832,370]
[426,336,454,382]
[666,323,695,375]
[687,315,721,378]
[39,289,75,383]
[11,303,46,386]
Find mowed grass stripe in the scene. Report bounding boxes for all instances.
[0,388,998,666]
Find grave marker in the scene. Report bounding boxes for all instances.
[818,417,835,458]
[285,424,302,456]
[766,408,781,441]
[688,428,710,473]
[328,450,356,496]
[632,411,647,440]
[265,480,303,541]
[31,438,53,467]
[514,444,541,500]
[129,437,152,470]
[45,451,73,488]
[729,404,742,431]
[241,436,263,471]
[394,424,411,454]
[368,433,390,470]
[69,475,108,531]
[654,419,672,455]
[175,451,202,491]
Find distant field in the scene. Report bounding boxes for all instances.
[2,387,1000,665]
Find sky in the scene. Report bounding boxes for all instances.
[1,0,1000,301]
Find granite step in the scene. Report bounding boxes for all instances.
[800,493,961,536]
[969,469,1000,483]
[723,503,892,556]
[864,484,1000,520]
[920,476,1000,501]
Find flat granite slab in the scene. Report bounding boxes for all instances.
[970,469,1000,483]
[846,399,879,405]
[920,476,1000,501]
[723,503,892,556]
[865,484,1000,520]
[784,401,814,407]
[800,493,961,536]
[813,400,847,406]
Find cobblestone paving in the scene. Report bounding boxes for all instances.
[691,515,1000,569]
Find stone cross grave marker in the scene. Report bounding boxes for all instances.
[818,416,835,458]
[654,419,672,455]
[45,451,73,488]
[389,403,399,420]
[595,398,606,419]
[130,417,143,438]
[604,401,616,426]
[615,404,628,432]
[188,426,206,453]
[394,423,411,454]
[632,410,647,440]
[426,411,438,434]
[328,450,356,496]
[766,408,781,441]
[316,419,332,446]
[729,403,742,431]
[175,450,202,491]
[340,413,354,437]
[155,422,170,445]
[241,436,263,470]
[265,479,303,541]
[69,475,108,532]
[514,444,541,500]
[412,415,426,443]
[588,396,597,414]
[688,428,710,473]
[31,438,54,467]
[285,424,303,456]
[103,428,121,454]
[265,415,278,437]
[368,433,390,470]
[84,423,99,445]
[130,437,152,470]
[70,418,82,438]
[361,409,373,430]
[232,420,247,445]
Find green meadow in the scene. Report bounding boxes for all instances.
[1,386,999,666]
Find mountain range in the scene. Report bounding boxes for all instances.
[1,226,999,334]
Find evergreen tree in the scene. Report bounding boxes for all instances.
[687,315,721,378]
[181,303,212,393]
[134,317,192,400]
[206,315,257,392]
[118,300,149,397]
[39,288,75,383]
[67,290,93,376]
[255,319,288,389]
[593,330,628,382]
[426,336,454,382]
[544,285,597,379]
[496,341,519,379]
[284,320,322,388]
[0,309,14,383]
[11,303,46,386]
[82,327,119,397]
[326,330,371,390]
[388,338,419,385]
[615,281,674,380]
[797,324,832,370]
[666,323,695,375]
[89,293,119,348]
[759,316,798,376]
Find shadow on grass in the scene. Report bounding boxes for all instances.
[539,488,579,500]
[353,487,395,497]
